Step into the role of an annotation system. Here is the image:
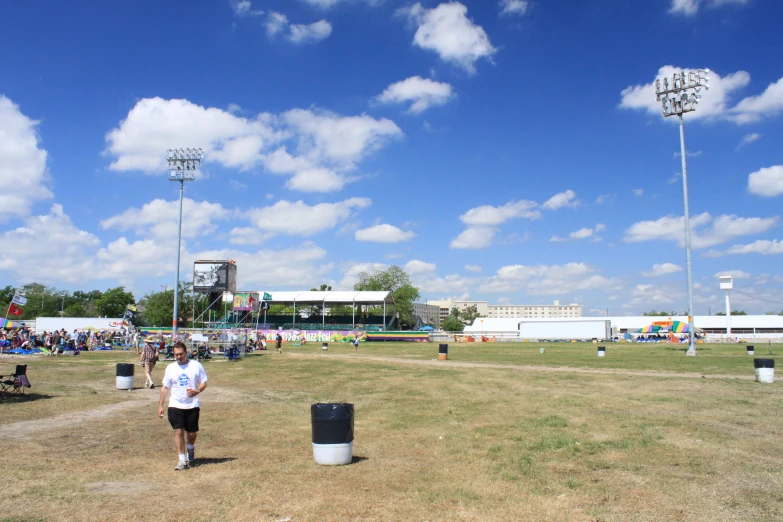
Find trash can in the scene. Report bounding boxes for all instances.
[539,347,545,354]
[597,346,606,357]
[322,342,328,351]
[116,363,134,390]
[438,343,448,361]
[746,345,755,356]
[311,403,354,465]
[754,359,775,384]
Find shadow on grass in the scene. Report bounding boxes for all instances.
[0,392,55,403]
[351,456,369,464]
[194,457,237,467]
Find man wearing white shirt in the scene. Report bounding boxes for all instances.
[158,341,208,471]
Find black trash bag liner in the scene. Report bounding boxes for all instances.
[754,359,775,369]
[311,403,354,444]
[438,344,448,354]
[116,363,135,377]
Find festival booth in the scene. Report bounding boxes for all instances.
[635,320,703,343]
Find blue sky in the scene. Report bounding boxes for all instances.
[2,0,783,315]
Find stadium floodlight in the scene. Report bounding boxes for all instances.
[167,148,204,340]
[654,69,710,356]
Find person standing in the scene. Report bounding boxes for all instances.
[158,341,208,471]
[353,337,360,351]
[141,338,159,388]
[275,331,283,353]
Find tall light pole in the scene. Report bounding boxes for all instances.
[167,148,203,341]
[719,275,733,340]
[654,68,710,356]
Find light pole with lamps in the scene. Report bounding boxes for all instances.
[167,148,203,341]
[654,68,710,356]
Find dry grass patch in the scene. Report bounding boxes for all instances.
[0,348,781,521]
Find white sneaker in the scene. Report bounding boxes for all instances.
[174,460,189,471]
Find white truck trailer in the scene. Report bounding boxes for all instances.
[518,319,611,341]
[35,317,126,334]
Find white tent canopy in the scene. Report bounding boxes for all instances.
[254,290,395,327]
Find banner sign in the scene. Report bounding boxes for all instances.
[233,292,256,311]
[255,329,366,343]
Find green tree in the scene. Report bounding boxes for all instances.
[442,316,465,332]
[138,283,194,327]
[304,284,332,318]
[715,310,747,316]
[642,310,676,317]
[63,303,88,317]
[354,266,420,329]
[460,304,481,325]
[96,286,135,317]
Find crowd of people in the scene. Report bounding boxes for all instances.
[0,325,134,355]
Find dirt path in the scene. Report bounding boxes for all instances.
[288,352,755,381]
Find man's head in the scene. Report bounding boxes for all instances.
[173,341,188,364]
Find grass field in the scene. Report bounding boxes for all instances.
[0,342,781,521]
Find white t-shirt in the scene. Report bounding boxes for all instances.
[162,360,208,409]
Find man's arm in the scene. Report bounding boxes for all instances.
[157,385,169,417]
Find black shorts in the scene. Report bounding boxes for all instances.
[168,407,200,432]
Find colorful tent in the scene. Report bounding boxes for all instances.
[1,318,25,329]
[670,321,690,333]
[637,324,662,333]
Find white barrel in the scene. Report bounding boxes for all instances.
[539,348,545,354]
[322,342,328,351]
[746,345,755,356]
[116,376,134,390]
[754,359,774,384]
[756,368,774,384]
[312,442,353,465]
[597,346,606,357]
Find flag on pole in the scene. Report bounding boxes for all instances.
[9,304,23,316]
[126,304,137,312]
[263,292,272,300]
[12,295,27,306]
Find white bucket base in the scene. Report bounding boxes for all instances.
[747,351,755,356]
[597,352,605,357]
[756,368,774,384]
[116,376,134,390]
[313,441,353,465]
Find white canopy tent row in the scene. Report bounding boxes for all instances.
[251,290,395,329]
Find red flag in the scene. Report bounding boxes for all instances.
[9,304,23,316]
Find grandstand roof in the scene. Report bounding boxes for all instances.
[258,290,394,306]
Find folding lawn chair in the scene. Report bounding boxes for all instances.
[1,365,31,394]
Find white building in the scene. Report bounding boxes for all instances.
[426,299,489,322]
[487,300,582,319]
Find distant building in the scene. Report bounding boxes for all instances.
[426,299,489,323]
[23,283,46,292]
[412,303,441,328]
[487,300,582,319]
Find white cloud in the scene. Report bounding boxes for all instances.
[100,198,230,240]
[229,227,273,245]
[731,77,783,124]
[624,213,778,249]
[620,66,751,122]
[232,0,264,16]
[375,76,454,114]
[632,188,644,196]
[459,200,540,226]
[673,150,703,158]
[196,243,328,288]
[0,95,53,220]
[499,0,529,16]
[541,190,578,210]
[464,264,482,273]
[480,262,615,295]
[416,273,471,294]
[0,205,101,283]
[105,98,402,193]
[402,2,496,73]
[246,198,371,236]
[669,0,750,16]
[265,12,332,43]
[725,240,783,256]
[289,20,332,44]
[355,224,415,243]
[337,261,389,289]
[737,133,761,149]
[550,223,606,242]
[405,260,436,274]
[449,226,497,249]
[714,270,751,279]
[748,165,783,197]
[595,194,615,205]
[641,263,683,277]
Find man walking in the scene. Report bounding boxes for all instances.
[158,341,208,471]
[141,338,159,388]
